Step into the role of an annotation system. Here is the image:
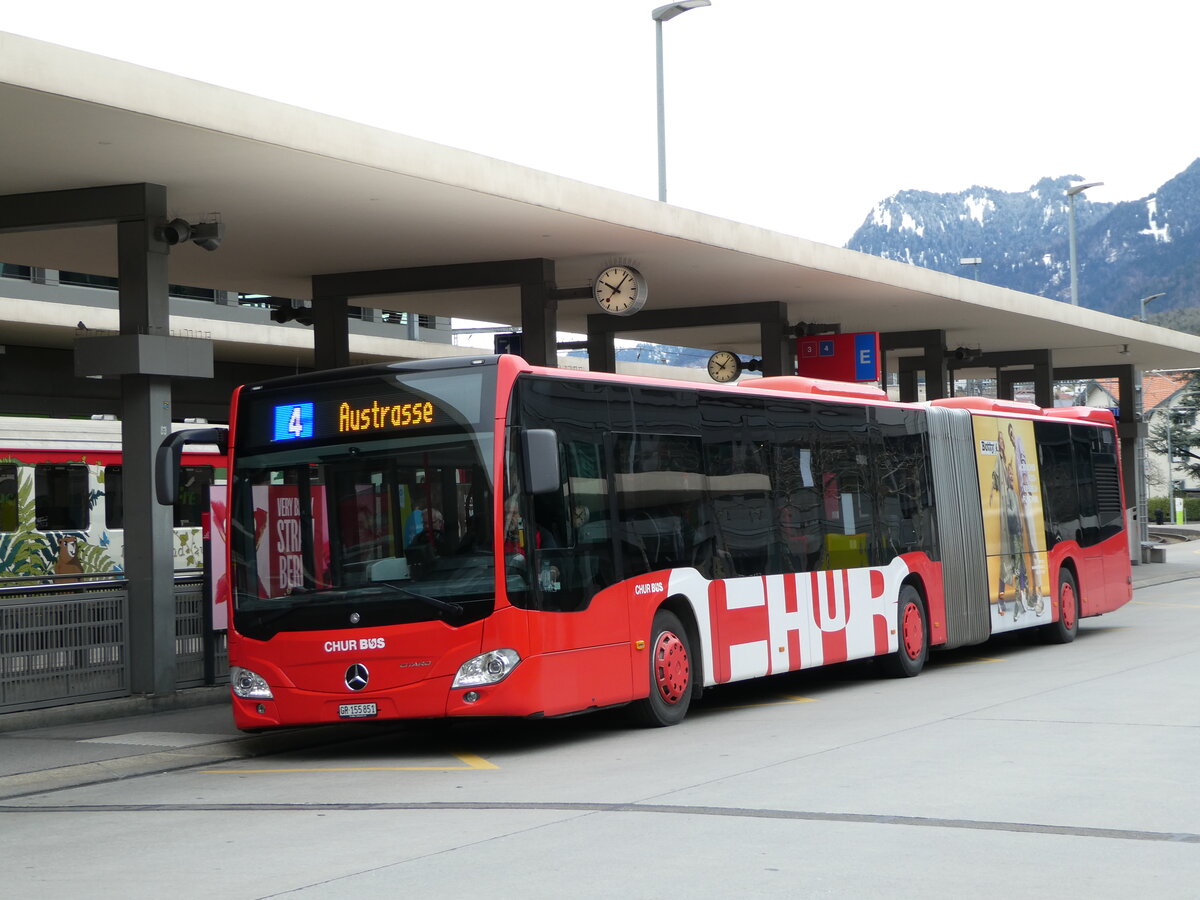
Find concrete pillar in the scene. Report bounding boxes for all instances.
[312,296,350,370]
[760,303,793,377]
[520,279,557,367]
[116,196,177,695]
[586,325,617,374]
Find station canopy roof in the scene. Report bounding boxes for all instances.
[4,30,1200,372]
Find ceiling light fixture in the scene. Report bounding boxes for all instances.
[159,217,224,251]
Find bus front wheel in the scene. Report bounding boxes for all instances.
[630,610,693,727]
[880,584,927,678]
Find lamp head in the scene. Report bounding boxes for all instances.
[158,218,224,251]
[189,222,224,252]
[652,1,711,22]
[159,218,192,245]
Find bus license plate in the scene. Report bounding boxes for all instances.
[338,702,378,719]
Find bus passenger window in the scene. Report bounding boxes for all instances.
[772,444,823,571]
[704,437,773,578]
[874,411,936,559]
[614,433,704,579]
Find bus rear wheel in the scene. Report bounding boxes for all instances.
[630,610,693,727]
[1043,569,1079,644]
[879,585,927,678]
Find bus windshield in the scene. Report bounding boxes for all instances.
[228,365,498,639]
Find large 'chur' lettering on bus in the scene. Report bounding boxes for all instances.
[708,579,771,683]
[707,565,901,684]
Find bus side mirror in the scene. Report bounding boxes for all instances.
[522,428,560,495]
[156,427,228,505]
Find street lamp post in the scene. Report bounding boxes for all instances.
[1066,181,1102,306]
[653,1,711,203]
[1140,292,1166,322]
[1167,420,1175,522]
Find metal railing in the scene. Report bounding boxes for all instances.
[0,573,227,714]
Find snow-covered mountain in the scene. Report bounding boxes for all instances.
[845,159,1200,319]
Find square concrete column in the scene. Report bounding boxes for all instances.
[118,206,178,695]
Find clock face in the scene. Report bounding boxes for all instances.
[707,350,743,383]
[593,265,647,316]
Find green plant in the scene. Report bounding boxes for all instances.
[1148,496,1200,523]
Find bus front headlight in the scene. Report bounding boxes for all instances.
[230,666,274,700]
[452,649,521,688]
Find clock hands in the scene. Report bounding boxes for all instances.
[708,351,742,382]
[600,273,631,298]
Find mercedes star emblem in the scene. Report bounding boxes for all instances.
[345,663,369,691]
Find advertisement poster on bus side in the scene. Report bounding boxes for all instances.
[973,416,1051,633]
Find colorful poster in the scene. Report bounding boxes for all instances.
[251,484,330,599]
[974,417,1050,632]
[206,485,229,630]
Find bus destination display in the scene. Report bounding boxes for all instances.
[271,397,440,442]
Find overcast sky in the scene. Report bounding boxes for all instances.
[7,0,1198,247]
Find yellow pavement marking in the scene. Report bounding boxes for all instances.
[938,656,1005,667]
[723,694,817,710]
[202,751,498,774]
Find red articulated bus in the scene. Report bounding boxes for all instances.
[169,354,1131,730]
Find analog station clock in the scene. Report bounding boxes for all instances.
[592,265,647,316]
[707,350,743,383]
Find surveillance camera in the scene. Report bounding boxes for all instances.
[189,222,224,252]
[159,218,192,245]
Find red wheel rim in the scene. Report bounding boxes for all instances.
[901,602,924,659]
[652,630,689,705]
[1061,582,1077,631]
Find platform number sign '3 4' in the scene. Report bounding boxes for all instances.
[274,403,315,441]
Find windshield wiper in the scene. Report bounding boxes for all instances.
[241,589,355,627]
[243,583,464,623]
[372,581,465,617]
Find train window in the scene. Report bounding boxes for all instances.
[0,464,17,531]
[105,465,213,528]
[175,466,214,527]
[105,466,124,529]
[35,464,89,531]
